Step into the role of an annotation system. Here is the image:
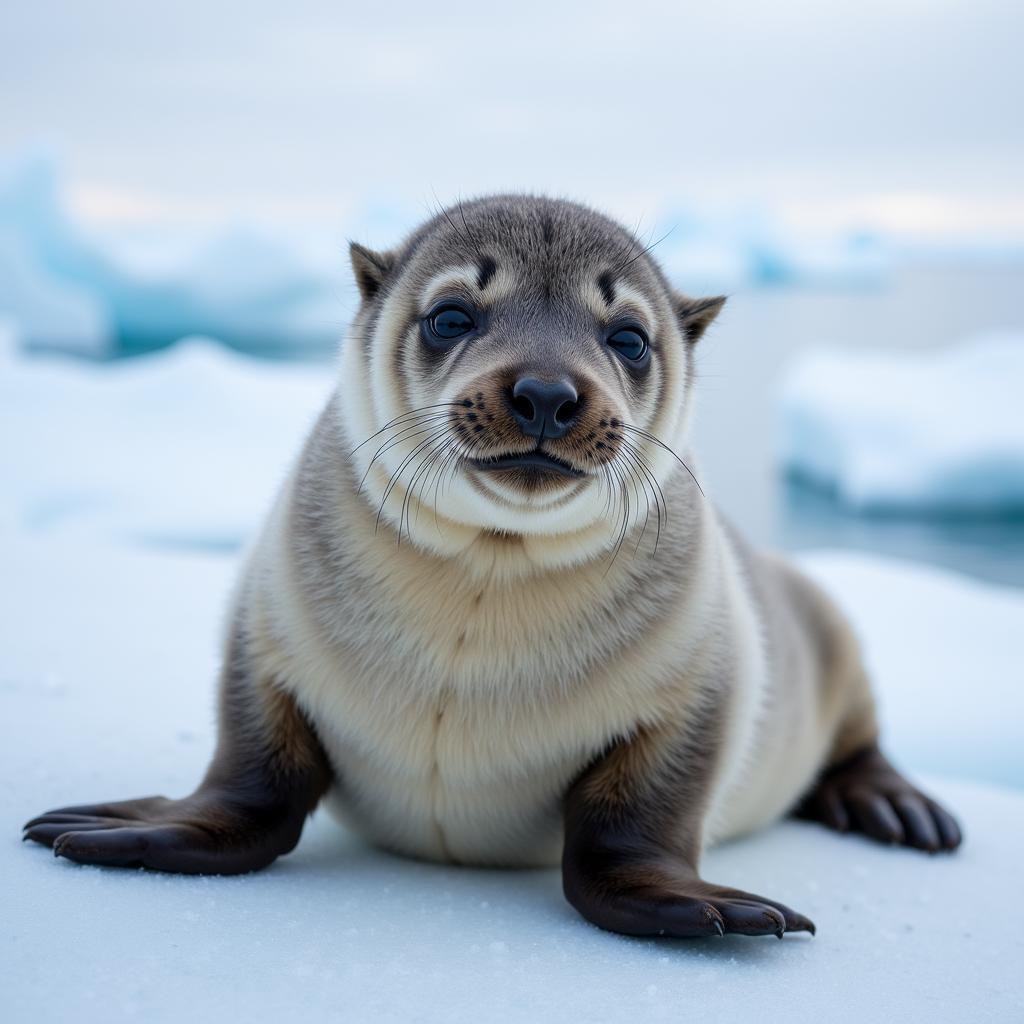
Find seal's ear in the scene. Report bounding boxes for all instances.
[675,294,726,343]
[349,243,396,302]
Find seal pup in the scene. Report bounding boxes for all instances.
[24,195,961,939]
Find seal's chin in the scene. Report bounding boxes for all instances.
[469,450,585,479]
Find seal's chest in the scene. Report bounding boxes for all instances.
[302,581,665,864]
[321,683,589,866]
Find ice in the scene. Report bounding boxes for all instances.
[0,152,903,365]
[0,154,348,358]
[1,534,1021,1022]
[0,230,112,357]
[656,206,891,294]
[0,155,118,357]
[780,334,1024,513]
[750,230,890,288]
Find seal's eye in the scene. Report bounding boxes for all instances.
[423,303,476,348]
[607,326,649,362]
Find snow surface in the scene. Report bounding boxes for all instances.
[780,334,1024,514]
[2,537,1023,1023]
[0,331,332,548]
[800,553,1024,790]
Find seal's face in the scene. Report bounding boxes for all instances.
[339,196,723,556]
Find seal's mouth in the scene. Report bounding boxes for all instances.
[470,449,585,479]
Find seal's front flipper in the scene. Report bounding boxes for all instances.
[563,864,816,939]
[794,743,962,852]
[562,717,815,939]
[23,627,333,874]
[24,785,311,874]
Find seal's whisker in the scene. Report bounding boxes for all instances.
[351,403,462,454]
[603,463,632,577]
[429,437,467,532]
[617,449,654,557]
[617,436,669,550]
[359,416,456,492]
[376,427,454,535]
[404,431,460,541]
[617,423,705,498]
[614,225,674,275]
[400,429,464,547]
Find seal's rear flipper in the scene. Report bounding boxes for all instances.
[793,743,962,852]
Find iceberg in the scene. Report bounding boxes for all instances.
[0,151,903,366]
[0,154,348,358]
[0,230,112,357]
[780,334,1024,514]
[655,205,891,294]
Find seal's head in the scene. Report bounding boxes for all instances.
[339,195,723,562]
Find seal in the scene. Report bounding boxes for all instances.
[24,195,962,939]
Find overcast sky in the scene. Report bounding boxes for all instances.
[2,0,1022,240]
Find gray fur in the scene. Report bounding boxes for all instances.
[230,194,878,865]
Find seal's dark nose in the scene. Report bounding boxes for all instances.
[509,377,581,440]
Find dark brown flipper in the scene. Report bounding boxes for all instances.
[23,624,333,874]
[794,743,962,852]
[562,721,815,939]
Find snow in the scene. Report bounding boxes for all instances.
[780,334,1024,514]
[2,329,1023,1021]
[2,535,1023,1023]
[0,333,332,548]
[799,553,1024,790]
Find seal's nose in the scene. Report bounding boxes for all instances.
[508,377,581,440]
